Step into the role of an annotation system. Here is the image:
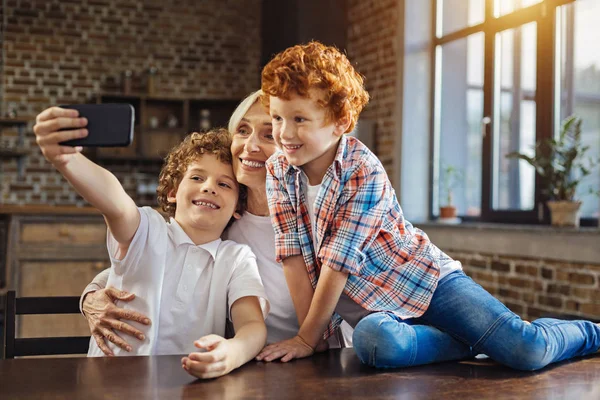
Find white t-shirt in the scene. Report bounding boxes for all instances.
[225,212,299,344]
[305,181,320,252]
[225,211,353,347]
[87,207,269,357]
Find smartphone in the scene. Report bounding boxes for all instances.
[60,103,135,147]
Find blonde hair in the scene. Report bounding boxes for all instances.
[228,90,264,134]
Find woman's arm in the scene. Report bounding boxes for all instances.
[81,269,151,356]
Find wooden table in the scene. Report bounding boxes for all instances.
[2,349,600,399]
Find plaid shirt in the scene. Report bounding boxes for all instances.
[266,135,451,339]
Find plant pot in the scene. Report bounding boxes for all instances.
[439,206,457,219]
[546,200,582,227]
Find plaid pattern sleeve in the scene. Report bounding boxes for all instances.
[266,153,303,262]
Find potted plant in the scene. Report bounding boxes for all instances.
[439,164,462,220]
[506,115,599,227]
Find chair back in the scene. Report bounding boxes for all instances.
[3,290,90,359]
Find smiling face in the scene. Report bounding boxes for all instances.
[269,89,348,184]
[231,101,277,190]
[167,154,240,243]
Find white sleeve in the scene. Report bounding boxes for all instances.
[106,207,155,276]
[227,245,270,320]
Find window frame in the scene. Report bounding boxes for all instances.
[429,0,598,226]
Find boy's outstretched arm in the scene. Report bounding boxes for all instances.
[34,106,140,245]
[182,296,266,379]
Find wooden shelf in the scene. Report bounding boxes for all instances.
[145,127,186,134]
[0,147,29,157]
[0,118,29,127]
[96,154,164,164]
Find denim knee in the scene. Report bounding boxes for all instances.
[501,337,549,371]
[481,317,550,371]
[353,313,416,368]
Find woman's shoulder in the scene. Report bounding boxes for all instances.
[217,239,256,260]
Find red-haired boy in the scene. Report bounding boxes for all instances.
[257,41,600,371]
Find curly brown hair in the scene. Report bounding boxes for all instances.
[156,128,247,221]
[261,41,369,132]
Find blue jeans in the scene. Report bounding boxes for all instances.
[353,271,600,371]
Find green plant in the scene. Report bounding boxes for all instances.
[441,164,463,206]
[506,115,600,202]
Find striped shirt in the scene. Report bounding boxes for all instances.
[266,135,453,338]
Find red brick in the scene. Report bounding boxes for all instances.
[579,304,600,318]
[541,267,554,280]
[565,300,580,312]
[569,272,596,286]
[547,283,570,296]
[515,264,539,277]
[508,277,534,289]
[537,295,563,308]
[571,287,600,301]
[505,302,525,315]
[491,260,511,272]
[498,288,520,300]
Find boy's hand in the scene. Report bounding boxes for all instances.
[255,335,314,362]
[33,106,89,167]
[182,335,236,379]
[82,287,151,356]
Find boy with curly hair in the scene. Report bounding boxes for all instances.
[33,114,268,379]
[257,41,600,371]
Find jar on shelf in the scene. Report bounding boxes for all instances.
[200,109,211,131]
[122,70,133,94]
[147,66,158,95]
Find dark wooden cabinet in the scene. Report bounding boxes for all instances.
[1,208,109,341]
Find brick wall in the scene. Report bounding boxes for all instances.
[1,0,261,206]
[450,251,600,321]
[347,0,399,182]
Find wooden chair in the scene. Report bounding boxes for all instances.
[2,290,90,359]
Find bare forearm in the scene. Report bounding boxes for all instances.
[56,153,138,243]
[228,321,267,369]
[80,268,110,313]
[298,266,348,348]
[282,255,315,326]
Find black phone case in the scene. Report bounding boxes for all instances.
[60,103,135,147]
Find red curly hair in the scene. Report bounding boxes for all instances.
[261,41,369,132]
[156,128,246,222]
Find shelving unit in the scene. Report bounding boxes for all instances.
[94,93,240,162]
[0,118,30,178]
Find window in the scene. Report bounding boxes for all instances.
[430,0,599,225]
[556,0,600,219]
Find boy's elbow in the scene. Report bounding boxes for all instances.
[241,319,267,343]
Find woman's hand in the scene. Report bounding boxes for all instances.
[255,335,314,363]
[182,335,237,379]
[33,106,88,167]
[82,287,151,356]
